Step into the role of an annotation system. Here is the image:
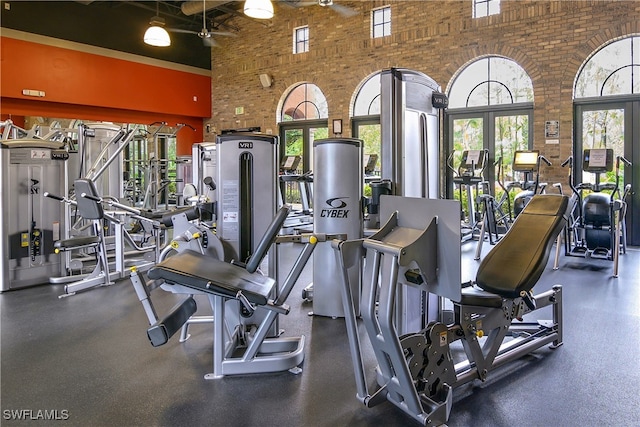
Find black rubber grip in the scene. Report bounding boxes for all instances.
[81,192,102,202]
[44,192,65,201]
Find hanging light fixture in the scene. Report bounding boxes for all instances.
[144,2,171,47]
[243,0,274,19]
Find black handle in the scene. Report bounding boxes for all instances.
[81,192,102,202]
[44,192,64,201]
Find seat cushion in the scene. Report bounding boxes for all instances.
[460,285,503,308]
[148,250,275,305]
[476,195,568,298]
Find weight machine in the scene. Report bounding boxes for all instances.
[45,178,160,297]
[334,194,568,426]
[1,138,68,290]
[129,205,346,378]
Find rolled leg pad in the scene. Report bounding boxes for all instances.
[147,297,197,347]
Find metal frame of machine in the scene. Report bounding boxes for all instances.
[333,194,568,426]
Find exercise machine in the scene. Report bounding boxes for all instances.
[129,206,345,378]
[510,150,551,218]
[310,138,363,317]
[473,156,512,260]
[447,149,488,242]
[1,138,68,290]
[334,194,568,426]
[45,178,160,297]
[379,67,448,334]
[279,154,314,234]
[557,149,631,277]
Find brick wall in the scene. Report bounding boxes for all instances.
[209,0,640,184]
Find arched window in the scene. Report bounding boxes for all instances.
[277,82,329,207]
[279,83,328,122]
[448,56,534,108]
[445,56,534,212]
[352,72,382,179]
[353,73,381,116]
[573,35,640,246]
[575,36,640,98]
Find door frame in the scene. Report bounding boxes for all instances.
[445,105,533,199]
[574,96,639,245]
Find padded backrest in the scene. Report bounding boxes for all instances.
[160,206,201,227]
[74,179,104,220]
[583,193,610,226]
[476,194,569,298]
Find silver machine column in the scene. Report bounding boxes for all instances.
[380,67,448,334]
[312,138,363,317]
[216,133,278,272]
[216,133,279,334]
[1,140,68,290]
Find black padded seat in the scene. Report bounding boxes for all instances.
[476,194,569,299]
[54,236,100,250]
[147,250,275,305]
[459,285,503,308]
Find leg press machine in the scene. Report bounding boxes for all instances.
[333,194,569,426]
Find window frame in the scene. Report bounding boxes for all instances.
[371,6,391,39]
[472,0,500,18]
[293,25,309,54]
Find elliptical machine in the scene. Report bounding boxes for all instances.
[473,155,512,260]
[447,149,488,242]
[559,148,631,277]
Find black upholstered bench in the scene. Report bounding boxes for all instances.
[147,249,276,306]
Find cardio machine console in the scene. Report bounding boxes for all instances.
[459,150,486,175]
[513,150,539,172]
[583,148,614,173]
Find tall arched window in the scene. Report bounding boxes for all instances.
[277,83,329,207]
[446,56,534,207]
[573,35,639,245]
[352,72,382,179]
[353,73,381,116]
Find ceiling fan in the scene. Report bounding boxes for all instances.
[282,0,359,18]
[170,0,237,46]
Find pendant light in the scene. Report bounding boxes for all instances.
[144,2,171,47]
[244,0,274,20]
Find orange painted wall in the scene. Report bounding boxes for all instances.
[0,36,211,155]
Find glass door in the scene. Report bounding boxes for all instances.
[279,121,327,208]
[353,118,382,198]
[575,101,638,245]
[447,110,532,207]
